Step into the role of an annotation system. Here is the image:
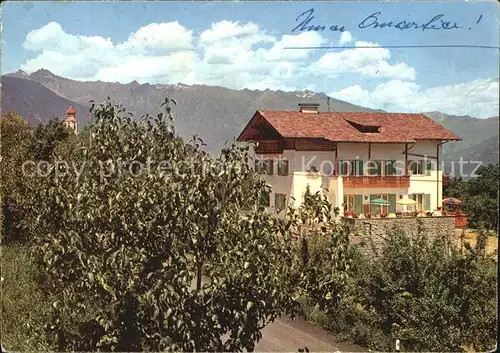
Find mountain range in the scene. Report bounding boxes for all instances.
[2,69,498,175]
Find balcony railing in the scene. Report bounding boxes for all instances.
[255,140,283,154]
[343,175,410,188]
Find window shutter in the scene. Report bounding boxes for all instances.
[425,160,432,176]
[390,160,396,175]
[255,159,261,173]
[355,195,363,214]
[424,194,431,211]
[269,159,274,175]
[388,194,396,213]
[261,191,270,207]
[283,160,289,176]
[337,160,343,175]
[357,160,364,176]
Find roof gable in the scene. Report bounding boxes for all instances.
[237,110,461,143]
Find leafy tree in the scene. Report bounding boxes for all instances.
[444,164,499,231]
[303,228,497,352]
[292,187,353,312]
[28,119,75,162]
[27,98,352,351]
[1,112,32,242]
[1,115,76,243]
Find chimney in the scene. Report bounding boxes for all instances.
[298,103,320,114]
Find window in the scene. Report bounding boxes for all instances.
[275,193,287,211]
[366,160,383,176]
[255,159,274,175]
[343,194,355,213]
[347,120,380,133]
[263,159,274,175]
[277,159,289,176]
[409,160,424,175]
[383,160,397,175]
[344,194,363,214]
[370,194,389,214]
[338,160,363,176]
[410,193,424,211]
[260,190,270,207]
[410,193,432,211]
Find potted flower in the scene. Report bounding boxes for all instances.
[396,211,402,217]
[353,213,358,219]
[381,212,388,218]
[366,213,372,219]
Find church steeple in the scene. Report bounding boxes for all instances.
[63,105,78,134]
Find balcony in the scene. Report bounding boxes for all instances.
[255,140,283,154]
[343,175,410,189]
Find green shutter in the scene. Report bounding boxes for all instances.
[370,194,380,214]
[269,159,274,175]
[357,160,364,176]
[261,191,270,207]
[425,160,432,176]
[337,160,342,175]
[283,160,289,175]
[424,194,431,211]
[388,194,396,213]
[355,195,363,214]
[390,160,396,175]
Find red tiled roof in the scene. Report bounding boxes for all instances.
[66,105,76,115]
[238,110,461,143]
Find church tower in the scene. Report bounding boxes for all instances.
[64,105,78,134]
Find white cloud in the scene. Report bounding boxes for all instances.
[18,21,496,118]
[93,51,198,83]
[117,22,194,54]
[339,31,352,45]
[260,32,326,61]
[199,20,266,44]
[309,41,416,81]
[330,79,499,118]
[21,21,196,83]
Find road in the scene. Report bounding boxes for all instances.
[254,316,366,352]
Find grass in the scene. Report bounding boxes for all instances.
[454,228,498,260]
[1,244,53,351]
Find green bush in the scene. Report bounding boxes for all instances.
[0,245,54,351]
[23,99,353,352]
[301,230,498,352]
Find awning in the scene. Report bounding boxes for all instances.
[443,197,462,204]
[397,198,417,205]
[370,198,390,205]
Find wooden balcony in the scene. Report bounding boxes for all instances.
[255,140,283,154]
[343,175,410,189]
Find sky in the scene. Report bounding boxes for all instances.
[1,1,499,118]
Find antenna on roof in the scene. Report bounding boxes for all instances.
[327,97,331,112]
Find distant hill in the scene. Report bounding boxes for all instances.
[1,75,89,126]
[2,69,498,168]
[423,111,499,176]
[3,69,377,153]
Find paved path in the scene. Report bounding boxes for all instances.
[255,316,366,352]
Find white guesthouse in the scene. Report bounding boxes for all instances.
[237,104,461,216]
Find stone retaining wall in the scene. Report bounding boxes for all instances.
[342,216,456,257]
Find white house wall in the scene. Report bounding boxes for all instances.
[252,140,445,214]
